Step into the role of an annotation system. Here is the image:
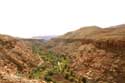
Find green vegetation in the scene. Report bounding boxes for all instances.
[30,45,86,83]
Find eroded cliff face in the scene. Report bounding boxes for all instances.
[46,25,125,83]
[71,43,125,83]
[0,34,43,83]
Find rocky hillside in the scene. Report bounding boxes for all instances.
[59,26,101,39]
[0,34,43,83]
[46,25,125,83]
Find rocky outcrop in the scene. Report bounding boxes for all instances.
[0,34,43,83]
[71,44,125,83]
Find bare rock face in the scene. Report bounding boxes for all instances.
[0,34,43,83]
[47,25,125,83]
[71,44,125,83]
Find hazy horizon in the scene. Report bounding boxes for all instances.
[0,0,125,38]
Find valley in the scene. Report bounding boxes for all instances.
[0,24,125,83]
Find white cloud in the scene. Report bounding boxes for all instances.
[0,0,125,38]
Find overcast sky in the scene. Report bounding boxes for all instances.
[0,0,125,38]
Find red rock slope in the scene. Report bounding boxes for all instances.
[0,34,43,83]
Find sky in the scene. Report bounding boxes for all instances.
[0,0,125,38]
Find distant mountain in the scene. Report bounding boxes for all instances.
[59,26,101,39]
[32,35,57,40]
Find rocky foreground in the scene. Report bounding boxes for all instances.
[0,34,44,83]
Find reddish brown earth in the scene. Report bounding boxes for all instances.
[0,34,44,83]
[47,24,125,83]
